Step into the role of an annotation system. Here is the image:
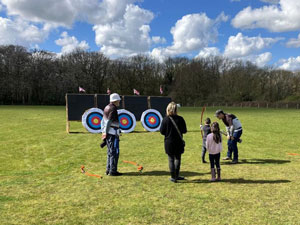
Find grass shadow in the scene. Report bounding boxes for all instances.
[69,131,90,134]
[132,131,149,134]
[180,178,291,184]
[240,159,290,165]
[123,170,208,177]
[221,158,291,165]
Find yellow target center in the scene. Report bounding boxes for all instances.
[150,118,155,123]
[94,119,99,124]
[122,119,128,124]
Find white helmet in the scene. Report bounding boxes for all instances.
[110,93,121,102]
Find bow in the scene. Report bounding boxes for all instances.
[200,106,206,139]
[81,165,102,179]
[123,160,143,172]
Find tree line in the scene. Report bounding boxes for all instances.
[0,45,299,106]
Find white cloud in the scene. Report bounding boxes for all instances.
[253,52,272,67]
[93,4,154,57]
[260,0,279,4]
[0,0,156,56]
[1,0,75,27]
[152,36,166,44]
[0,16,49,47]
[232,0,300,32]
[286,34,300,48]
[195,47,221,58]
[151,12,228,61]
[1,0,138,27]
[55,32,89,54]
[224,33,280,58]
[278,56,300,71]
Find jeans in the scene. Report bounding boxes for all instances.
[168,154,181,178]
[106,134,120,173]
[209,153,221,169]
[227,130,243,160]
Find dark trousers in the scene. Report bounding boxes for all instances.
[202,146,207,159]
[106,134,120,173]
[227,130,243,160]
[209,153,221,169]
[168,154,181,178]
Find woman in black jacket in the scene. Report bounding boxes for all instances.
[160,102,187,183]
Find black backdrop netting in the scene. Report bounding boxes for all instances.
[96,94,110,110]
[67,94,95,121]
[66,94,172,121]
[149,96,172,117]
[123,96,149,121]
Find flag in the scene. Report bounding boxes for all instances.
[160,85,163,95]
[133,89,140,95]
[79,87,86,93]
[107,88,111,95]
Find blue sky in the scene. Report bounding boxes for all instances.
[0,0,300,70]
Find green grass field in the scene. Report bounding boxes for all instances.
[1,106,300,225]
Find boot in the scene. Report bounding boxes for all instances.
[202,155,207,163]
[169,172,177,183]
[217,168,221,181]
[210,168,216,182]
[175,169,185,180]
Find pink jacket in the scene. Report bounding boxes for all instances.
[206,133,223,155]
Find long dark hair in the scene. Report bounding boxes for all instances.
[211,122,222,144]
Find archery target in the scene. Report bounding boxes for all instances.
[82,108,103,133]
[118,109,136,133]
[141,109,163,132]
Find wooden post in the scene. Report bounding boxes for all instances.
[122,95,125,109]
[267,103,269,109]
[147,96,151,109]
[65,94,70,133]
[286,103,288,109]
[297,103,299,109]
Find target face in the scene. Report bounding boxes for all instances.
[82,108,103,133]
[141,109,163,132]
[118,109,136,133]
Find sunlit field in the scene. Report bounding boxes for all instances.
[0,106,299,225]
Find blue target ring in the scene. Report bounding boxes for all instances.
[86,112,103,130]
[119,114,133,130]
[145,113,160,128]
[141,109,163,132]
[117,109,136,133]
[82,108,104,133]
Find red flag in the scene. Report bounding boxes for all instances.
[133,89,140,95]
[79,87,86,93]
[160,85,163,95]
[107,88,111,95]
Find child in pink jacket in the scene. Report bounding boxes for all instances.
[206,122,223,181]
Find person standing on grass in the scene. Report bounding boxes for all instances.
[160,102,187,183]
[215,109,242,164]
[102,93,122,176]
[206,122,222,181]
[200,118,211,163]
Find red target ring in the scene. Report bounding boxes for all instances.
[82,108,104,134]
[148,116,157,125]
[91,117,101,126]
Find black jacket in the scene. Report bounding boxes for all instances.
[160,115,187,155]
